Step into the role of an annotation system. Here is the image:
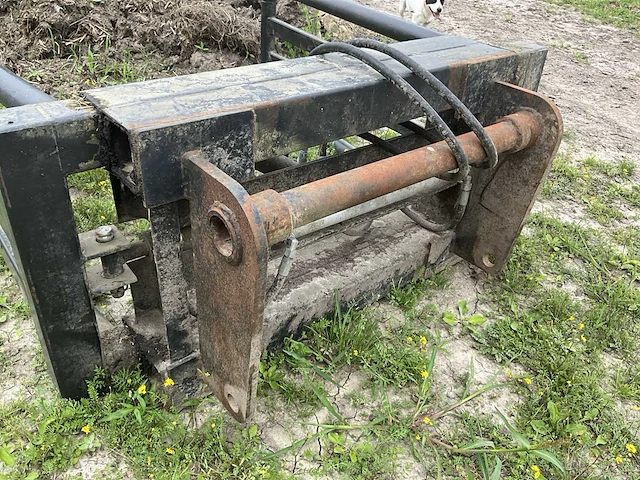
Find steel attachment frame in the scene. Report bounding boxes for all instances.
[0,1,560,421]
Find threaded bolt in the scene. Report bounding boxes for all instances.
[95,225,115,243]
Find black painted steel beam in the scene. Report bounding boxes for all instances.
[85,37,545,207]
[267,17,326,52]
[0,66,54,107]
[0,102,102,398]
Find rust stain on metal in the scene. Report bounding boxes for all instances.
[453,82,563,272]
[184,150,269,422]
[126,96,310,132]
[253,109,543,245]
[449,51,513,69]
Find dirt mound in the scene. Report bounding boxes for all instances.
[0,0,262,96]
[0,0,259,63]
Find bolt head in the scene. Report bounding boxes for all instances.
[95,225,115,243]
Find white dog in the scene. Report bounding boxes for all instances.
[399,0,445,25]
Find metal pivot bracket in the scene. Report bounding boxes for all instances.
[184,85,560,421]
[185,153,269,422]
[453,82,563,271]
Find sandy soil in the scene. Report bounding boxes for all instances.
[358,0,640,164]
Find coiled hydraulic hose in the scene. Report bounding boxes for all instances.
[310,40,498,231]
[346,38,498,170]
[310,41,470,182]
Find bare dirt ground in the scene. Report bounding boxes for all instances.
[1,0,639,478]
[359,0,640,164]
[0,0,260,97]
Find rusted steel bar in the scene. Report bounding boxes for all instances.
[252,109,542,245]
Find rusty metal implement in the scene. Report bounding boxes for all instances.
[185,83,561,421]
[0,0,561,423]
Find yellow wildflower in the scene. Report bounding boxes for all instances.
[567,380,572,386]
[615,455,623,464]
[211,422,216,429]
[569,315,575,321]
[531,465,541,478]
[423,416,433,425]
[505,368,513,378]
[626,443,637,455]
[204,371,211,377]
[421,370,429,379]
[259,470,267,476]
[99,180,107,186]
[81,424,91,434]
[419,335,427,345]
[406,336,413,343]
[166,447,175,455]
[631,405,640,411]
[578,322,584,329]
[415,434,421,440]
[580,335,586,342]
[137,384,147,395]
[353,349,358,356]
[100,215,106,220]
[583,174,589,179]
[163,377,175,387]
[524,377,532,385]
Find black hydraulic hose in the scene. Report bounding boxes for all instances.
[310,42,470,182]
[402,176,472,232]
[346,38,498,169]
[359,129,472,232]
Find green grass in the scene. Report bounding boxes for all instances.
[541,152,637,225]
[68,169,118,233]
[67,168,149,234]
[473,206,640,477]
[0,367,287,480]
[547,0,640,31]
[255,294,570,479]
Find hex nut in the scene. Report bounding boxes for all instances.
[95,225,115,243]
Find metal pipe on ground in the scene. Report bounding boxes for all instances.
[0,66,54,107]
[252,109,543,245]
[296,0,442,40]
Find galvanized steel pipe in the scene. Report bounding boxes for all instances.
[252,109,542,245]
